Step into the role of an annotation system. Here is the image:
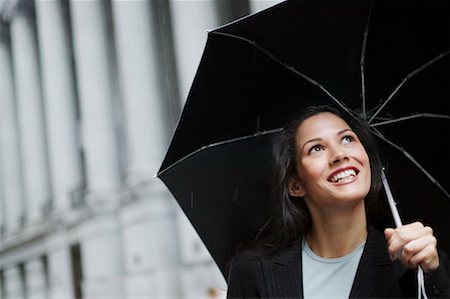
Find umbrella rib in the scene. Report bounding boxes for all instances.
[371,127,450,200]
[360,0,374,120]
[368,50,449,124]
[210,31,357,119]
[371,113,450,127]
[157,128,283,177]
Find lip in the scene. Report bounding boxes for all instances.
[327,166,360,183]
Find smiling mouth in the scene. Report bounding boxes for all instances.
[328,168,359,183]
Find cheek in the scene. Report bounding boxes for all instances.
[298,160,324,184]
[364,167,372,191]
[354,146,370,166]
[363,153,371,173]
[361,154,372,188]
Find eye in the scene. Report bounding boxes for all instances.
[342,135,355,144]
[308,144,324,154]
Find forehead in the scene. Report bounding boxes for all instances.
[296,112,351,140]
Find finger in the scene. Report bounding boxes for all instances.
[398,240,422,267]
[409,242,439,272]
[410,250,435,270]
[386,223,431,259]
[384,228,397,261]
[396,222,426,241]
[386,234,407,261]
[401,235,432,258]
[398,235,437,270]
[408,249,438,271]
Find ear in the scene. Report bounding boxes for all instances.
[287,178,306,197]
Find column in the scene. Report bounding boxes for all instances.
[119,195,181,298]
[9,4,49,225]
[69,1,124,296]
[25,259,47,299]
[3,267,25,298]
[46,233,74,299]
[35,0,83,212]
[79,215,124,297]
[0,27,22,233]
[0,31,4,230]
[169,0,221,103]
[111,0,168,181]
[111,2,183,297]
[0,147,4,235]
[69,0,121,195]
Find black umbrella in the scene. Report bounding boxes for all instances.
[158,0,450,276]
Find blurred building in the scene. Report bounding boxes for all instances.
[0,0,282,298]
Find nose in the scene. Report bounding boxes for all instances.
[329,145,349,165]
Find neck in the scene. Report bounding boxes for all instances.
[305,200,367,258]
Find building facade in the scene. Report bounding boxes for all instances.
[0,0,282,298]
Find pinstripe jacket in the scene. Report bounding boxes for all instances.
[227,226,450,298]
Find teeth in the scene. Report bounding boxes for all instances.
[331,169,356,183]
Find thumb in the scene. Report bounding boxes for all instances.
[384,228,395,240]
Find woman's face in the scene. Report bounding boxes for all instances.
[288,112,371,210]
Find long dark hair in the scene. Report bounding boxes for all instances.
[260,105,384,252]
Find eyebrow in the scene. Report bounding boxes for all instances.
[301,128,354,151]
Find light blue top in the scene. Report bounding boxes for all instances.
[302,239,365,299]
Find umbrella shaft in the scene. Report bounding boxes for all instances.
[381,169,403,228]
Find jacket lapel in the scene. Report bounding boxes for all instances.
[261,241,303,298]
[350,226,406,298]
[259,227,406,298]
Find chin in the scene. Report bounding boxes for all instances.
[334,191,368,203]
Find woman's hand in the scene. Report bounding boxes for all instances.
[384,222,440,273]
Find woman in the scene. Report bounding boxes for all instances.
[227,106,450,298]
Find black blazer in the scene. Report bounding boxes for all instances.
[227,227,450,298]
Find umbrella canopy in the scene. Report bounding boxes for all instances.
[158,0,450,276]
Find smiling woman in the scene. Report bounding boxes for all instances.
[226,106,450,299]
[288,112,371,211]
[269,106,383,249]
